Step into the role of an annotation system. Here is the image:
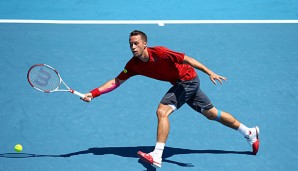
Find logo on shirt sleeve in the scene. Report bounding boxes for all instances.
[123,68,128,73]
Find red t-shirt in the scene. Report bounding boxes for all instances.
[116,46,197,85]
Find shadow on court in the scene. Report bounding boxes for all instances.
[0,146,253,170]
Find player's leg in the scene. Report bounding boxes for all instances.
[138,103,173,167]
[202,107,240,129]
[187,87,260,154]
[156,103,174,143]
[202,107,259,154]
[138,77,199,167]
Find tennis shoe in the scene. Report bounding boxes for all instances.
[137,151,162,168]
[245,126,260,155]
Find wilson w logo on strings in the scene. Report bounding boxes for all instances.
[34,67,52,87]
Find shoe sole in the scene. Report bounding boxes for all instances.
[253,126,260,155]
[152,162,162,168]
[137,152,161,168]
[137,152,152,164]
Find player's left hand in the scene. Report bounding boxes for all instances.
[209,73,228,85]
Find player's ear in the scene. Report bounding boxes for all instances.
[144,42,147,48]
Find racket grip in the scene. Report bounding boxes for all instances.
[70,89,92,101]
[72,90,85,98]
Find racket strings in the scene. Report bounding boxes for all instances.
[28,66,61,92]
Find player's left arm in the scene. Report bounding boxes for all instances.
[183,55,227,84]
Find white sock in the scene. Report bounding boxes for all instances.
[153,142,165,158]
[237,123,250,137]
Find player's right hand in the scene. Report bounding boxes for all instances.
[81,93,93,102]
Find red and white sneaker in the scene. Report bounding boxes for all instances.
[245,126,260,154]
[137,151,162,168]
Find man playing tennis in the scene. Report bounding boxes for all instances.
[82,30,260,168]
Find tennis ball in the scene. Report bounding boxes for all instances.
[14,144,23,152]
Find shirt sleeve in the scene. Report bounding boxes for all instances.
[116,58,137,80]
[162,47,185,64]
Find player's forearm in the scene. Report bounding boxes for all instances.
[90,78,120,98]
[194,62,214,76]
[98,79,120,94]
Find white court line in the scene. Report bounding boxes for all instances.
[0,19,298,25]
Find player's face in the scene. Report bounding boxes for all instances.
[129,35,147,58]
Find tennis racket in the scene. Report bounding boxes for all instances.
[27,64,87,99]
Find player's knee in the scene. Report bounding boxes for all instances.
[203,110,217,120]
[156,108,168,119]
[205,114,217,120]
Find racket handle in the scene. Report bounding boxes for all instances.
[70,89,92,101]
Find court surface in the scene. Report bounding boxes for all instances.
[1,1,298,171]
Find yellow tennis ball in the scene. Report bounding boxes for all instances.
[14,144,23,152]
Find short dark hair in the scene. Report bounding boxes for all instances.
[129,30,147,42]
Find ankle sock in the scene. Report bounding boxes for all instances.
[237,123,250,137]
[153,142,165,158]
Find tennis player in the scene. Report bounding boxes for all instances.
[82,30,260,168]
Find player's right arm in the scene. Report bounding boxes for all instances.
[82,77,126,102]
[82,58,136,102]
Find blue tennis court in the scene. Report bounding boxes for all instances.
[1,1,298,171]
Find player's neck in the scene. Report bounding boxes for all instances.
[138,48,149,62]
